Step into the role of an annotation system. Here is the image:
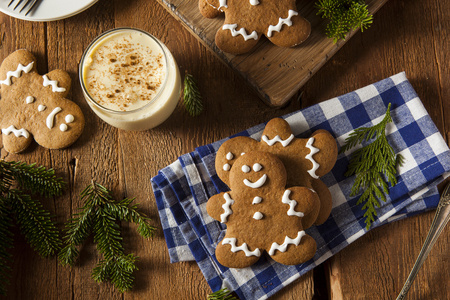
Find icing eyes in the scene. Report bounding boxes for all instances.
[253,163,262,172]
[242,165,251,173]
[65,114,74,123]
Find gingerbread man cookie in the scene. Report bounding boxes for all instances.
[216,118,337,225]
[206,0,311,54]
[0,50,85,153]
[207,151,320,268]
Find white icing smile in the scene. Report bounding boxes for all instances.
[243,174,267,189]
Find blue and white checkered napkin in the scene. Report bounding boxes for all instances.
[151,72,450,300]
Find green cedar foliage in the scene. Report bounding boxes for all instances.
[0,160,64,295]
[315,0,373,43]
[340,103,404,229]
[208,288,239,300]
[59,181,156,293]
[183,73,204,117]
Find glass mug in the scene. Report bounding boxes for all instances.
[79,27,181,130]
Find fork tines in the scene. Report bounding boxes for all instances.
[8,0,40,16]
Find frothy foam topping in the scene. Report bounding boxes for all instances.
[83,31,166,112]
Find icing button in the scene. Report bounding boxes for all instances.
[253,212,263,220]
[223,163,231,171]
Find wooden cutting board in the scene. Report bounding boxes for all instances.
[156,0,388,106]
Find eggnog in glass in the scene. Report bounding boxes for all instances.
[79,28,181,130]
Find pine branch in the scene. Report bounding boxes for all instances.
[60,181,156,292]
[9,190,61,257]
[0,160,65,295]
[341,104,403,229]
[183,73,204,117]
[59,206,95,266]
[0,199,14,296]
[316,0,373,43]
[208,288,239,300]
[6,161,65,197]
[92,254,138,293]
[93,207,125,260]
[104,199,156,238]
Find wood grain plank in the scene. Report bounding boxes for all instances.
[156,0,388,106]
[315,0,450,299]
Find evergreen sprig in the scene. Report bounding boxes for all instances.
[59,181,156,293]
[0,160,64,295]
[208,288,239,300]
[316,0,373,43]
[340,104,404,229]
[183,73,204,117]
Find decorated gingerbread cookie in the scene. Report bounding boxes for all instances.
[199,0,221,18]
[0,50,85,153]
[207,151,320,268]
[216,118,337,225]
[206,0,311,54]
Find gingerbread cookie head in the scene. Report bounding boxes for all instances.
[207,151,320,268]
[0,50,85,153]
[215,118,337,225]
[206,0,311,54]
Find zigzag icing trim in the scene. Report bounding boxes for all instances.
[220,193,235,223]
[267,10,299,38]
[223,24,258,41]
[268,230,306,256]
[281,190,305,217]
[0,62,34,86]
[222,237,261,257]
[305,137,320,179]
[42,75,66,92]
[262,134,294,147]
[2,125,30,139]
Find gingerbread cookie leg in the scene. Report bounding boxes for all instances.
[265,12,311,48]
[215,236,261,268]
[269,232,317,265]
[1,128,32,153]
[215,25,260,55]
[310,179,333,225]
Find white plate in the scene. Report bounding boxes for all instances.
[0,0,99,22]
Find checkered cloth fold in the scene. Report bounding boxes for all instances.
[151,72,450,300]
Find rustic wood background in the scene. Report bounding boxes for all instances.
[0,0,449,299]
[156,0,388,107]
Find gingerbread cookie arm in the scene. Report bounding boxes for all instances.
[206,192,235,223]
[42,70,71,98]
[282,187,320,230]
[199,0,221,18]
[305,129,338,178]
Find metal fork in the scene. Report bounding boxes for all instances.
[8,0,40,16]
[396,182,450,300]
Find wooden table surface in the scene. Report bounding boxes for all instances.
[0,0,449,299]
